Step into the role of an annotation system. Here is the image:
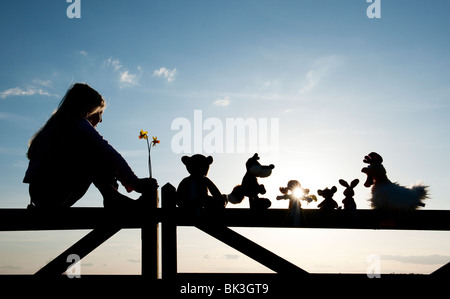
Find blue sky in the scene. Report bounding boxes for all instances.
[1,0,450,275]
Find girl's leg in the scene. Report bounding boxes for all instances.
[91,170,138,208]
[29,178,91,208]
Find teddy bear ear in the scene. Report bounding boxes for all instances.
[331,186,337,192]
[181,156,190,165]
[339,179,349,187]
[317,189,323,195]
[206,156,213,164]
[351,179,360,188]
[279,187,289,194]
[252,153,260,160]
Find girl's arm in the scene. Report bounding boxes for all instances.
[78,119,139,192]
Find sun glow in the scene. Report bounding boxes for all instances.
[292,187,305,199]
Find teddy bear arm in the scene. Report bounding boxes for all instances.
[176,178,190,207]
[204,177,222,199]
[245,174,265,188]
[258,184,267,195]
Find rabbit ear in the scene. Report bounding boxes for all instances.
[339,179,349,187]
[351,179,360,188]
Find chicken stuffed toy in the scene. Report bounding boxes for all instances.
[361,152,428,210]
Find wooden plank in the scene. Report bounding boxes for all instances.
[175,209,450,231]
[1,208,450,231]
[431,262,450,277]
[0,208,154,231]
[35,226,121,276]
[31,189,160,278]
[197,224,308,275]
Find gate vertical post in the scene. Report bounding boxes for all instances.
[142,188,159,279]
[162,183,177,280]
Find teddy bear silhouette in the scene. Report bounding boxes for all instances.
[176,154,227,211]
[228,153,274,209]
[317,186,339,210]
[339,179,359,210]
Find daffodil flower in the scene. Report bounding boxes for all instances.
[139,130,159,178]
[139,130,148,140]
[151,136,160,147]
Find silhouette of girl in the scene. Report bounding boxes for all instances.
[24,83,156,208]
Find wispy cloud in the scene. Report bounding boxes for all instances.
[0,265,22,270]
[0,112,31,124]
[202,254,240,260]
[0,87,48,99]
[153,67,177,82]
[120,71,138,85]
[299,70,319,94]
[104,57,141,86]
[381,254,450,265]
[127,259,141,263]
[214,96,231,107]
[299,55,342,94]
[32,79,53,87]
[79,50,88,56]
[0,80,58,99]
[105,57,123,71]
[222,254,239,260]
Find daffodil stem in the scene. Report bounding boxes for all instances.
[146,138,152,178]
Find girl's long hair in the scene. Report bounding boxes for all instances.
[27,83,106,159]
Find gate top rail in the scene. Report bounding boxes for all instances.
[3,183,449,279]
[1,207,450,231]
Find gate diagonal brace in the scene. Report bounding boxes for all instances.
[196,224,308,276]
[35,226,121,277]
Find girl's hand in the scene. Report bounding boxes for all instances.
[134,177,158,194]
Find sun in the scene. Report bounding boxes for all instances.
[292,187,305,199]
